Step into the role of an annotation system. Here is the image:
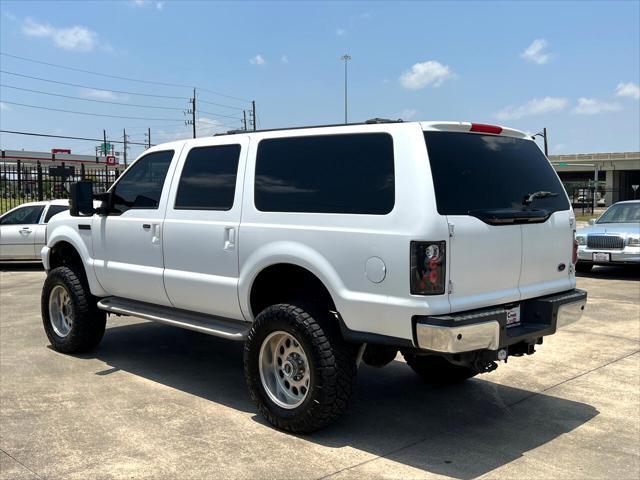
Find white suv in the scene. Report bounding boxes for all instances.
[41,120,587,432]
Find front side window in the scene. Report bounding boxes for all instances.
[175,144,241,210]
[111,150,174,214]
[255,133,395,214]
[44,205,69,223]
[0,205,45,225]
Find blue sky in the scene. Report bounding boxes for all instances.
[1,0,639,159]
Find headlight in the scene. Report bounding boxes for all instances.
[628,236,640,247]
[575,235,587,245]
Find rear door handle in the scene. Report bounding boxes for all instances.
[224,226,235,251]
[142,224,151,229]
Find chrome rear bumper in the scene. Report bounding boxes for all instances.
[414,289,587,354]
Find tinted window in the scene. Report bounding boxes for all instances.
[0,205,45,225]
[255,133,394,214]
[44,205,68,223]
[424,132,570,215]
[175,145,241,210]
[111,150,173,213]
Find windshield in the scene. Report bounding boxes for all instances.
[424,131,570,215]
[597,203,640,224]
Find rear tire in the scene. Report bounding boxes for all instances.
[41,266,106,353]
[575,261,593,273]
[402,353,477,384]
[244,303,357,433]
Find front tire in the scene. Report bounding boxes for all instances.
[402,353,478,384]
[244,304,357,433]
[41,266,106,353]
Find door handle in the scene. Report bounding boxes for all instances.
[19,227,32,234]
[224,226,235,251]
[142,224,151,229]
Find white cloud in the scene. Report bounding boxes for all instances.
[521,38,551,65]
[336,27,346,36]
[399,60,453,90]
[573,97,622,115]
[22,18,98,51]
[616,82,640,100]
[131,0,164,8]
[280,54,289,64]
[495,97,569,120]
[398,108,419,120]
[80,89,126,101]
[0,101,11,111]
[249,54,266,66]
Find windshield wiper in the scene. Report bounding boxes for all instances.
[523,191,558,206]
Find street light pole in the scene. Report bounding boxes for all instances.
[340,54,351,124]
[533,128,548,157]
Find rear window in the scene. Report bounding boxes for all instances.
[424,132,569,215]
[255,133,394,214]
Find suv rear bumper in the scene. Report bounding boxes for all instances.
[413,289,587,353]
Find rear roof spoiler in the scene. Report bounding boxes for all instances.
[420,121,530,139]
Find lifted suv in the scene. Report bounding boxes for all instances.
[41,120,587,432]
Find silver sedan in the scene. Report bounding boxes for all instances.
[575,200,640,272]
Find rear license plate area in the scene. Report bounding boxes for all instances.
[505,305,521,328]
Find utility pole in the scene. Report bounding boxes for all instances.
[543,127,548,157]
[103,129,107,157]
[243,110,247,131]
[191,88,197,139]
[123,129,128,166]
[340,54,351,124]
[144,127,151,149]
[252,100,257,131]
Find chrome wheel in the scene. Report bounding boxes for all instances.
[259,331,311,409]
[49,285,73,337]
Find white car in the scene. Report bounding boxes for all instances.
[41,120,587,432]
[575,200,640,272]
[0,200,69,261]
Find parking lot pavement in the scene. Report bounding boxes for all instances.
[1,264,638,480]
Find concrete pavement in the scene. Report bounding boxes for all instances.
[1,263,638,479]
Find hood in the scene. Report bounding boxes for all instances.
[577,223,640,237]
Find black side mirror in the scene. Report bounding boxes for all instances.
[69,181,96,217]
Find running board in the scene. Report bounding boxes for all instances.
[97,297,249,341]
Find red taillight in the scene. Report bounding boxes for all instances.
[572,238,578,264]
[470,123,503,135]
[410,241,446,295]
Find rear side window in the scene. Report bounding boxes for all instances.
[255,133,394,214]
[424,132,570,215]
[44,205,68,223]
[111,150,174,214]
[175,145,241,210]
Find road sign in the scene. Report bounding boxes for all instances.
[106,155,116,165]
[100,143,112,155]
[559,162,568,166]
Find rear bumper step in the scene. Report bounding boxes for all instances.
[97,297,250,340]
[413,289,587,353]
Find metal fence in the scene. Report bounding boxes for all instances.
[0,160,120,213]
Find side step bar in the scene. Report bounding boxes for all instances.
[97,297,250,341]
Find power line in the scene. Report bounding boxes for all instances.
[0,84,185,111]
[0,70,188,100]
[1,52,253,103]
[0,129,152,146]
[197,98,245,111]
[198,109,243,121]
[1,100,183,122]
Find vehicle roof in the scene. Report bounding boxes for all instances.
[611,200,640,205]
[146,119,531,153]
[3,199,68,208]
